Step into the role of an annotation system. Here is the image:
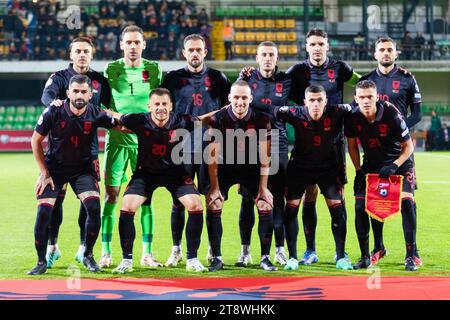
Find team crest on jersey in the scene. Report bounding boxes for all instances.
[302,121,308,128]
[276,83,283,93]
[204,76,212,89]
[357,124,362,132]
[83,121,92,134]
[184,177,193,185]
[379,123,388,136]
[181,79,188,86]
[323,117,331,131]
[92,80,99,90]
[289,107,296,114]
[145,130,151,136]
[60,121,66,129]
[168,130,177,142]
[327,69,335,83]
[252,83,258,90]
[392,80,400,93]
[142,70,150,83]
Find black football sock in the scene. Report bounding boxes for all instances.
[206,209,222,257]
[83,197,101,257]
[119,210,136,260]
[185,210,203,260]
[273,193,286,248]
[302,201,317,251]
[284,203,299,259]
[401,198,417,258]
[35,203,53,262]
[239,195,255,245]
[329,203,347,260]
[170,203,185,246]
[370,218,385,252]
[257,209,273,257]
[48,190,65,245]
[355,197,370,258]
[78,200,87,245]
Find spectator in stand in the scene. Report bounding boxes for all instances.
[3,9,21,46]
[402,31,414,60]
[168,17,180,38]
[442,124,450,150]
[54,34,67,59]
[103,31,118,59]
[414,32,426,60]
[428,110,442,151]
[96,33,106,59]
[115,0,130,15]
[198,8,209,26]
[167,31,178,60]
[86,20,99,39]
[25,7,37,40]
[200,23,212,59]
[19,37,33,60]
[223,21,234,60]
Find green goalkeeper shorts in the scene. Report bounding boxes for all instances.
[103,144,138,187]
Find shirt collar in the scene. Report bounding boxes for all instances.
[184,65,207,76]
[376,64,398,77]
[307,57,330,69]
[68,63,92,76]
[256,66,279,80]
[227,105,252,122]
[63,99,88,118]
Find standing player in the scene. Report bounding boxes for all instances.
[237,41,293,266]
[205,80,276,272]
[28,75,117,275]
[111,88,214,274]
[286,29,361,265]
[345,80,419,271]
[160,34,231,267]
[271,85,353,271]
[100,26,162,268]
[358,36,422,265]
[40,36,112,268]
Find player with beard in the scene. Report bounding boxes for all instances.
[356,37,423,268]
[160,34,231,267]
[28,75,118,275]
[41,37,112,268]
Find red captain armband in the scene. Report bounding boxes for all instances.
[365,173,403,222]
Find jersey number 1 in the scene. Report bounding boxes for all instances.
[129,83,134,95]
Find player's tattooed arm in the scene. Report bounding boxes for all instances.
[31,131,55,195]
[347,137,361,171]
[393,138,414,168]
[106,111,133,133]
[256,137,273,208]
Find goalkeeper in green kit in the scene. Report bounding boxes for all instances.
[99,26,163,268]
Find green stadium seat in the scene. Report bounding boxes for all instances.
[216,7,226,17]
[5,107,16,115]
[24,123,34,130]
[5,115,14,124]
[26,105,36,114]
[0,106,5,114]
[15,115,25,123]
[3,123,13,130]
[0,114,5,123]
[14,123,25,130]
[16,106,26,115]
[272,7,284,17]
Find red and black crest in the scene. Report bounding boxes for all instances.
[204,76,211,87]
[92,80,99,90]
[327,69,335,79]
[142,70,149,80]
[83,121,92,134]
[168,130,176,142]
[246,124,255,130]
[392,80,400,91]
[323,117,331,130]
[60,121,66,129]
[379,123,388,134]
[184,177,193,185]
[357,124,362,132]
[252,83,258,90]
[181,79,188,86]
[145,130,151,136]
[276,83,283,93]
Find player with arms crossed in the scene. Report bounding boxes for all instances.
[160,34,231,267]
[345,80,419,271]
[41,36,112,267]
[205,80,276,272]
[111,88,214,274]
[100,26,162,268]
[28,75,118,275]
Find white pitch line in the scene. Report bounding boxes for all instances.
[414,153,450,159]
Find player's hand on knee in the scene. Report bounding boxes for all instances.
[256,187,273,209]
[35,173,55,195]
[206,188,224,208]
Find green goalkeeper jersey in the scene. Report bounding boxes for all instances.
[104,58,162,147]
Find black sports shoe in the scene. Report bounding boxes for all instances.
[208,257,224,272]
[27,262,47,275]
[260,257,277,271]
[353,257,370,270]
[83,256,101,273]
[405,257,418,271]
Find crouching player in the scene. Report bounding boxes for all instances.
[205,80,276,272]
[29,75,118,275]
[111,88,213,273]
[345,80,419,271]
[272,85,353,270]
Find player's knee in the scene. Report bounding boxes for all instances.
[105,187,120,203]
[36,202,54,232]
[256,199,272,213]
[207,198,223,211]
[326,198,342,208]
[184,196,203,213]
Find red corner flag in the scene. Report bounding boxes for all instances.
[365,174,403,222]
